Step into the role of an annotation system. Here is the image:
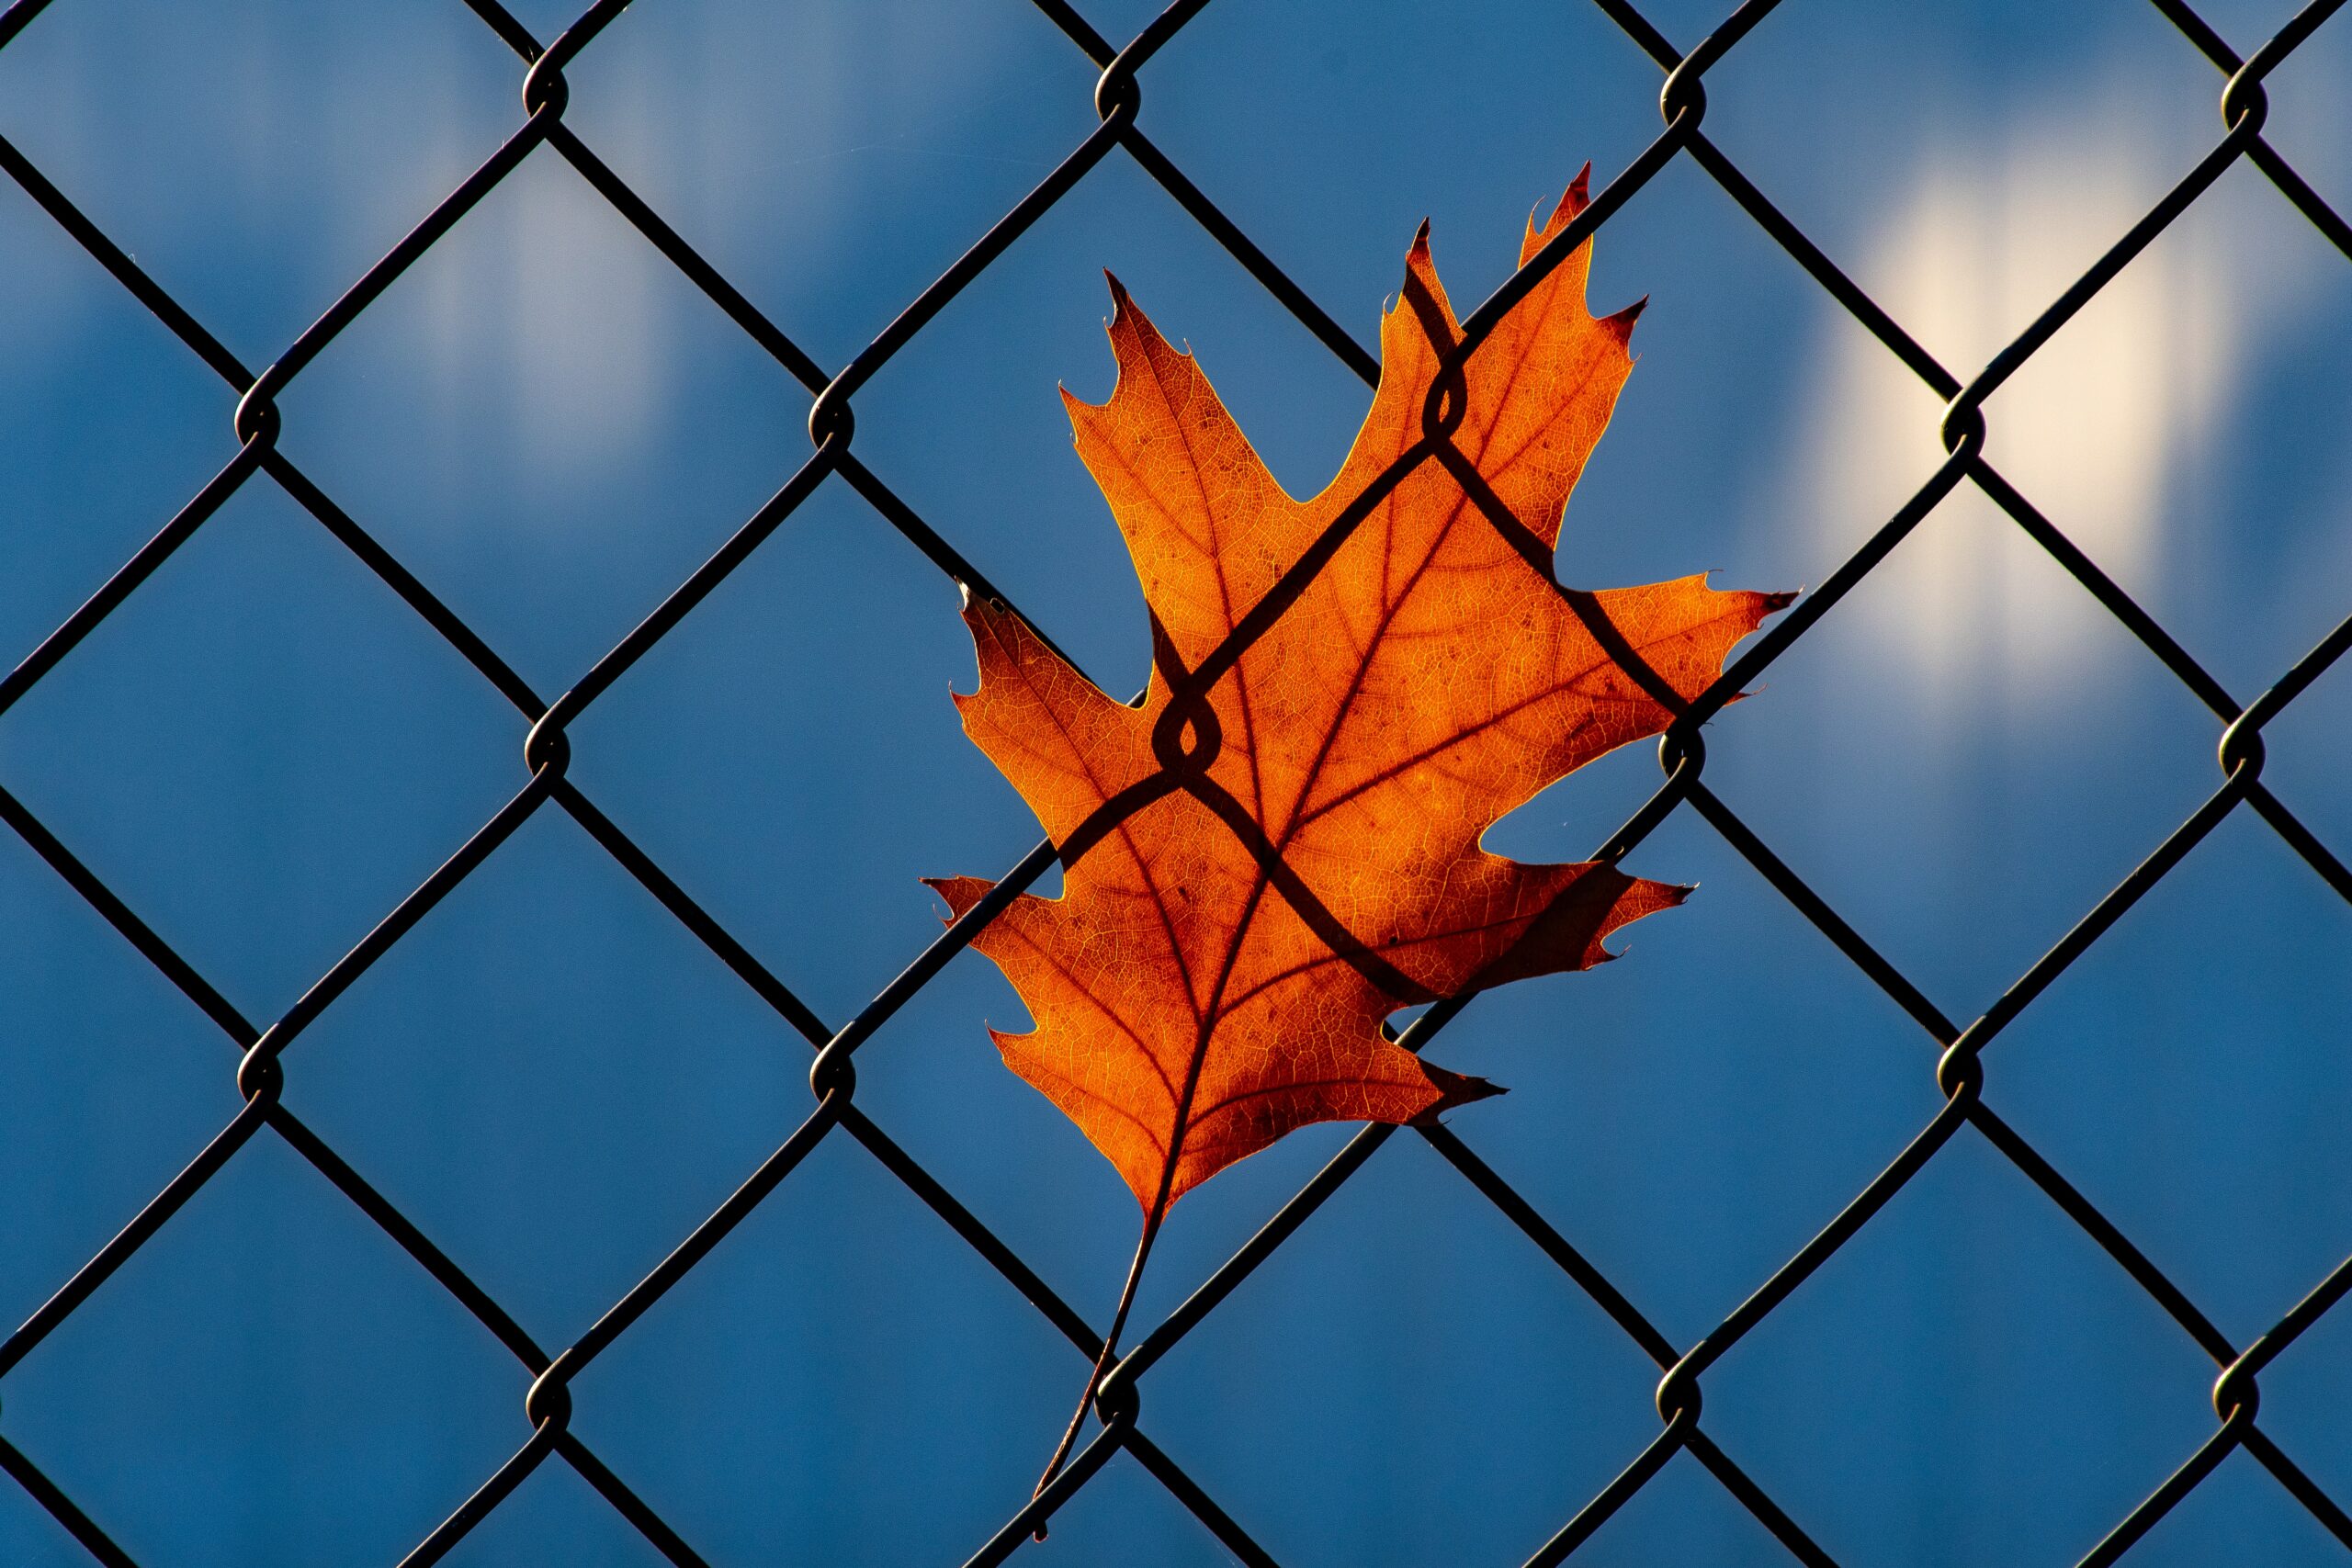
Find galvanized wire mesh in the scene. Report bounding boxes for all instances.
[3,0,2350,1562]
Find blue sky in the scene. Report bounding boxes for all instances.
[3,1,2351,1564]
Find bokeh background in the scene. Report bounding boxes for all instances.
[5,0,2352,1563]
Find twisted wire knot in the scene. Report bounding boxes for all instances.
[1150,688,1223,778]
[1417,355,1474,451]
[1658,723,1707,780]
[237,1037,285,1106]
[1659,62,1708,130]
[1094,64,1140,124]
[526,1355,575,1431]
[809,1040,857,1104]
[2220,67,2269,139]
[2212,1357,2261,1427]
[1655,1359,1703,1427]
[1091,1363,1140,1430]
[807,392,855,451]
[1936,1032,1984,1105]
[525,708,572,781]
[232,380,281,448]
[2217,712,2267,783]
[522,54,570,119]
[1939,396,1987,461]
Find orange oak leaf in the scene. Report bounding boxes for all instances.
[933,173,1782,1211]
[925,170,1788,1509]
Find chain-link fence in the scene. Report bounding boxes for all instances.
[3,0,2349,1562]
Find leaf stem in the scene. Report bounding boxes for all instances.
[1029,1205,1164,1536]
[1031,875,1279,1534]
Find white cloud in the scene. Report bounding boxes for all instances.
[400,153,675,488]
[1785,87,2321,716]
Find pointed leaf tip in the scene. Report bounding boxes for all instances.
[1417,1068,1506,1122]
[1603,296,1648,344]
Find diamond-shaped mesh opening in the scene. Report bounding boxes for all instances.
[0,180,227,660]
[0,831,239,1324]
[0,481,518,1010]
[287,807,808,1337]
[1707,481,2229,1004]
[1704,1132,2221,1566]
[1993,812,2352,1335]
[0,1136,523,1568]
[574,1134,1090,1563]
[0,0,517,355]
[3,0,2348,1562]
[1144,1136,1671,1566]
[566,479,1031,1021]
[560,0,1106,374]
[1432,807,1943,1346]
[277,147,823,691]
